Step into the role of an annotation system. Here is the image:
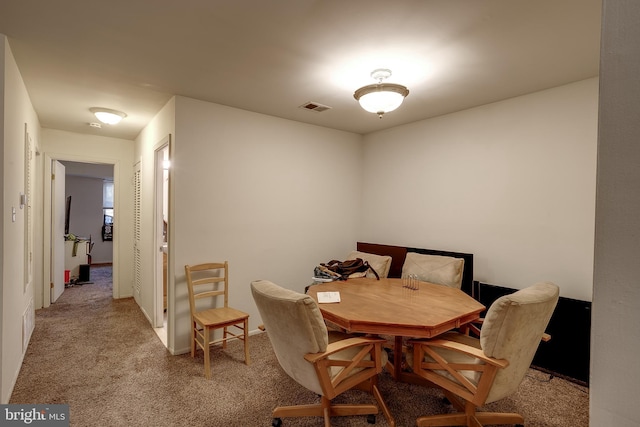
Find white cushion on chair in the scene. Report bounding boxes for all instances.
[401,253,464,288]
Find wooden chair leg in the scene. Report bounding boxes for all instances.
[190,321,196,357]
[273,404,324,418]
[203,326,211,379]
[474,412,524,425]
[243,318,251,365]
[416,398,525,427]
[372,381,395,427]
[270,382,387,425]
[322,397,331,427]
[416,413,468,426]
[222,326,228,349]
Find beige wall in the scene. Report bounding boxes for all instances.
[591,1,640,424]
[1,36,41,403]
[361,78,598,302]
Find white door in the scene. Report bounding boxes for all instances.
[154,141,170,328]
[51,160,66,303]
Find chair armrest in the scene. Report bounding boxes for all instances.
[462,318,552,343]
[304,336,385,363]
[304,336,385,400]
[409,337,509,404]
[409,337,509,369]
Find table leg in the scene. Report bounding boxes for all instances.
[393,336,403,379]
[387,335,437,387]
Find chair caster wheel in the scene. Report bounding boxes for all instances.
[366,414,376,424]
[271,418,282,427]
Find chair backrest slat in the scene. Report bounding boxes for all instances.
[185,262,230,314]
[194,290,224,299]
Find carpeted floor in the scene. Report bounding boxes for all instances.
[10,265,589,426]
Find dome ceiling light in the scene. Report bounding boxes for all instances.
[353,69,409,118]
[90,107,127,125]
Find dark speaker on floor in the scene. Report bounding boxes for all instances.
[79,264,90,282]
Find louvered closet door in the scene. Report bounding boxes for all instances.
[24,126,33,290]
[133,162,142,304]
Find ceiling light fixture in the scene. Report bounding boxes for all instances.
[90,107,127,125]
[353,69,409,118]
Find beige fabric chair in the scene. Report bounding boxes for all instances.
[184,262,250,379]
[408,282,559,427]
[250,280,393,427]
[345,250,392,279]
[401,252,464,288]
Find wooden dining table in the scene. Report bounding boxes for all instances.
[307,277,485,383]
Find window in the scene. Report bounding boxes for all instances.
[103,180,114,208]
[102,180,114,241]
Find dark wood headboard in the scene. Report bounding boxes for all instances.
[357,242,474,296]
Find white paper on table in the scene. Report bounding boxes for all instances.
[317,291,341,303]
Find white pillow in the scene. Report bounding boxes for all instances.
[345,250,392,279]
[401,253,464,288]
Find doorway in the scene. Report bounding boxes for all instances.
[60,161,115,288]
[153,138,170,344]
[43,155,117,308]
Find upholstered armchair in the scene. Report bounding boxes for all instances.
[408,281,559,427]
[250,280,393,427]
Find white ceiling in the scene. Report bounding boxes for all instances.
[0,1,602,140]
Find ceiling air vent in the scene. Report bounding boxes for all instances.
[299,102,332,113]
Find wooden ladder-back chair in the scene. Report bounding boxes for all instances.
[184,262,250,379]
[408,281,559,427]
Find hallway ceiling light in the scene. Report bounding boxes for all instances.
[353,69,409,118]
[90,107,127,125]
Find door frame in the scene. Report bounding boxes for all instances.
[153,136,171,328]
[42,152,119,307]
[50,160,66,303]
